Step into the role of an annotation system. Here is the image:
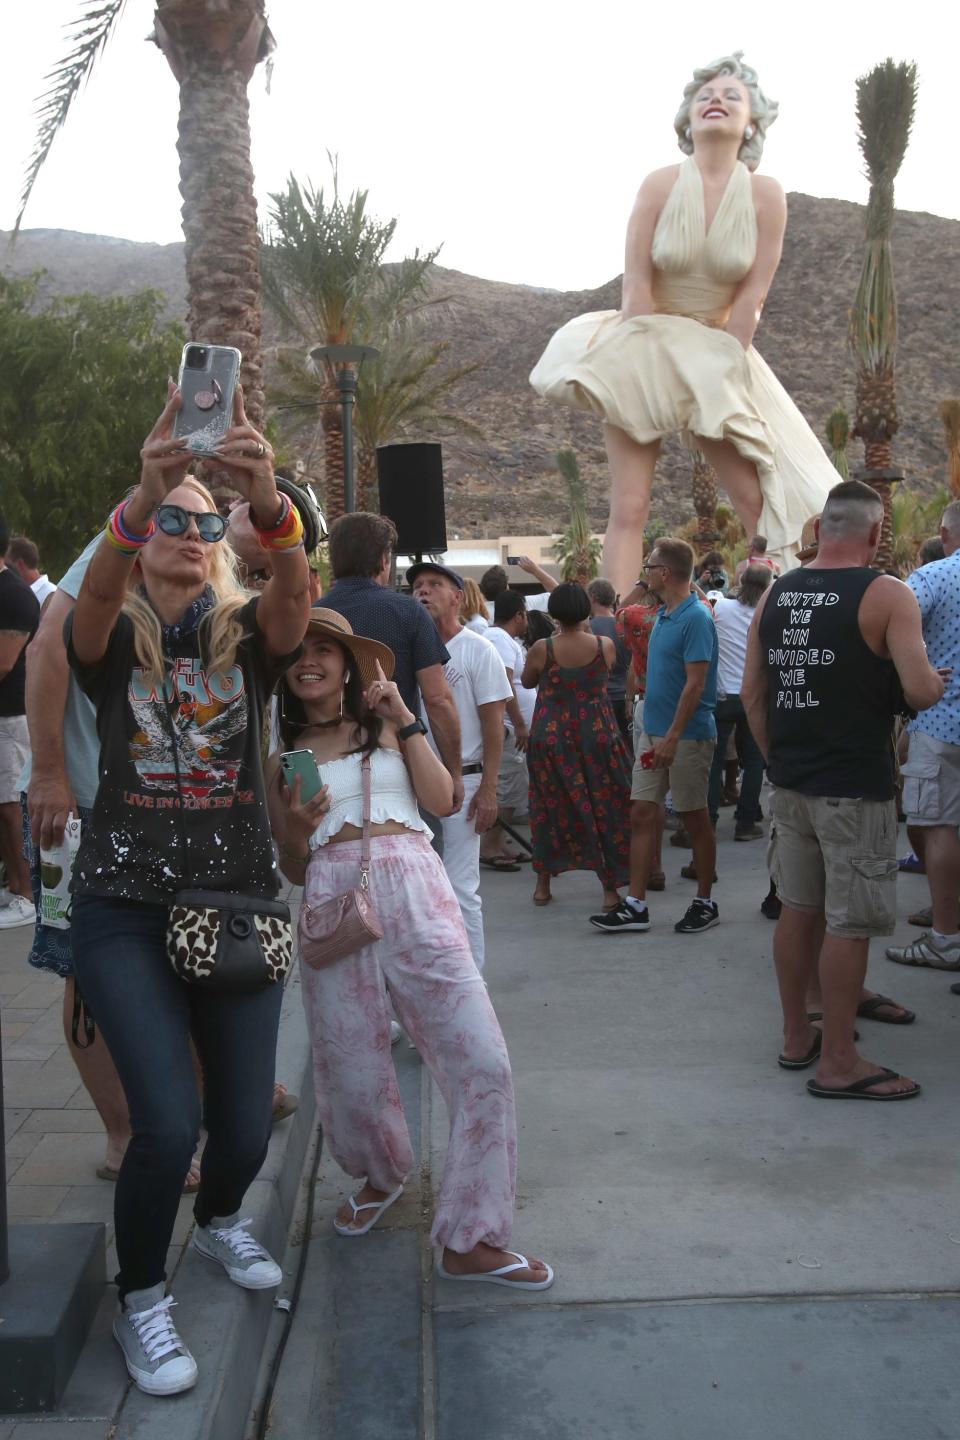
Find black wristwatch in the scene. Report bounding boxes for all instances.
[397,718,427,742]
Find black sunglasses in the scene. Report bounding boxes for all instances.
[156,505,228,543]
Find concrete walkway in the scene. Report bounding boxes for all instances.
[4,819,960,1438]
[258,819,960,1440]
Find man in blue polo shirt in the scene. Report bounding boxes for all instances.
[591,537,719,935]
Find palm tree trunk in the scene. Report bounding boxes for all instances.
[153,3,270,431]
[356,446,379,513]
[323,386,346,522]
[691,448,720,556]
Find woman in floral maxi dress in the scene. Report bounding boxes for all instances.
[522,583,632,912]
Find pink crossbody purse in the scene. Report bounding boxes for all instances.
[298,754,384,968]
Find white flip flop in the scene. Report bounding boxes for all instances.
[435,1250,555,1291]
[333,1184,404,1237]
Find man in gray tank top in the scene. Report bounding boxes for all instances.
[743,481,943,1101]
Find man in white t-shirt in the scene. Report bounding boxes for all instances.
[8,536,57,610]
[410,562,511,972]
[707,565,773,839]
[481,590,532,869]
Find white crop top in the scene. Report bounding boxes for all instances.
[307,747,432,849]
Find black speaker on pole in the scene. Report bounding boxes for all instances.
[377,443,447,555]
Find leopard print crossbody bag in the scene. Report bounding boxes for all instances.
[159,672,292,993]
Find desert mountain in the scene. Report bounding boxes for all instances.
[3,192,957,537]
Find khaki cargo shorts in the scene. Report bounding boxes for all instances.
[767,787,898,939]
[901,730,960,827]
[631,732,714,813]
[496,739,529,814]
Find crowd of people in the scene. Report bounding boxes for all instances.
[0,391,954,1398]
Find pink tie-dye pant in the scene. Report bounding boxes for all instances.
[299,832,518,1254]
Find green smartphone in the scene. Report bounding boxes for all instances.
[279,749,323,802]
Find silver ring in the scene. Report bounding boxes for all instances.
[256,441,265,459]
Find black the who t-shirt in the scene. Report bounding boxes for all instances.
[65,596,299,905]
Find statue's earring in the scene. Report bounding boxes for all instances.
[743,124,755,141]
[684,125,692,141]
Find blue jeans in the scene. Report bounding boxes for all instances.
[708,694,765,824]
[71,897,283,1298]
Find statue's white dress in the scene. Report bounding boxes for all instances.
[529,158,835,569]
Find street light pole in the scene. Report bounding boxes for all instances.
[309,344,380,515]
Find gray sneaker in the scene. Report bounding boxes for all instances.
[192,1216,282,1289]
[885,933,960,970]
[113,1286,198,1396]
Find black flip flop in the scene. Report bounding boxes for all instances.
[806,1012,861,1042]
[778,1030,822,1071]
[855,993,916,1025]
[479,857,521,873]
[806,1067,921,1101]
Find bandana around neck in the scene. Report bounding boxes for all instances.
[157,586,216,649]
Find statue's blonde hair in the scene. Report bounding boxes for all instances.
[123,475,249,691]
[674,52,779,171]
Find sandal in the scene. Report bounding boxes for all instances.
[806,1068,921,1101]
[436,1250,555,1290]
[778,1031,822,1071]
[647,870,666,892]
[333,1184,403,1236]
[272,1082,299,1124]
[855,993,916,1025]
[97,1160,201,1193]
[480,857,521,873]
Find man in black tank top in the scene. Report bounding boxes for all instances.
[742,482,942,1101]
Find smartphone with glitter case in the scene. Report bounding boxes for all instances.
[172,342,241,454]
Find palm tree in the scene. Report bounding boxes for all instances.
[552,449,601,585]
[690,447,720,555]
[939,401,960,498]
[825,407,851,479]
[849,58,917,569]
[18,0,274,430]
[260,168,440,520]
[890,485,951,574]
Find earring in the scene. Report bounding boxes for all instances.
[744,123,755,140]
[344,670,351,684]
[684,125,692,141]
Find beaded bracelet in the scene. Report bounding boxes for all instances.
[105,502,155,556]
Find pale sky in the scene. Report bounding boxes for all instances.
[3,1,953,292]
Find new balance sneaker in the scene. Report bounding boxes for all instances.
[885,933,960,970]
[674,898,719,933]
[192,1215,282,1289]
[113,1286,198,1396]
[589,901,650,933]
[0,895,36,929]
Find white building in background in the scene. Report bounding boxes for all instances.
[396,534,603,585]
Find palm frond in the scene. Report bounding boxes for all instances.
[855,59,917,241]
[16,0,128,234]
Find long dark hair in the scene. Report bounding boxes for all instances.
[277,638,383,757]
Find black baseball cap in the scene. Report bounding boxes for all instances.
[406,560,465,591]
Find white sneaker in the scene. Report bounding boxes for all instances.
[390,1020,403,1045]
[113,1287,198,1396]
[192,1216,282,1289]
[0,895,36,929]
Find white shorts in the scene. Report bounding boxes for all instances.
[0,715,30,805]
[902,731,960,827]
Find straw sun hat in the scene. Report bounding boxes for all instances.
[305,609,395,689]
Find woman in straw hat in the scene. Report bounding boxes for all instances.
[267,610,554,1290]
